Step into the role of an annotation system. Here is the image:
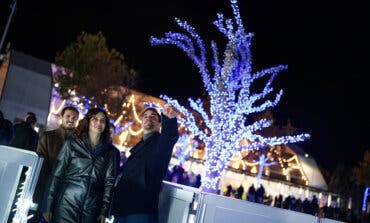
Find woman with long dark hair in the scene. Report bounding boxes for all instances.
[42,108,117,223]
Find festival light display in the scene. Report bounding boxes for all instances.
[255,154,277,187]
[362,187,369,211]
[173,133,199,165]
[48,84,133,143]
[150,0,310,192]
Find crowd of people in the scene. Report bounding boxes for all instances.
[0,110,39,149]
[0,104,179,223]
[221,183,363,222]
[166,164,201,188]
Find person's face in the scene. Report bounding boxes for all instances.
[89,112,106,135]
[142,110,161,133]
[61,109,79,129]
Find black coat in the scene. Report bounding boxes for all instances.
[10,121,38,151]
[111,115,179,217]
[43,135,117,223]
[0,117,14,145]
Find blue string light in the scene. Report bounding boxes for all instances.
[174,134,199,165]
[151,0,310,193]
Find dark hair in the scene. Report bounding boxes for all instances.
[26,115,37,125]
[26,112,36,117]
[76,108,110,144]
[61,106,79,116]
[0,110,3,120]
[142,107,161,122]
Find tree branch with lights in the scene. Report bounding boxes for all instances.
[150,0,310,193]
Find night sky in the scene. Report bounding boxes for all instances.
[1,0,369,172]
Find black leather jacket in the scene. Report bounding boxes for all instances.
[43,135,117,223]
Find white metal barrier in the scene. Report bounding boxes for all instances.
[159,181,200,223]
[158,181,346,223]
[0,147,346,223]
[0,146,43,223]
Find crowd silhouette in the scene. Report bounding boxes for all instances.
[221,183,362,222]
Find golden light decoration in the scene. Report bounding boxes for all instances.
[250,166,257,174]
[50,99,66,115]
[277,154,308,185]
[127,94,143,136]
[119,130,129,145]
[229,152,246,169]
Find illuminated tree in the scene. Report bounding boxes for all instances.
[151,0,309,193]
[173,133,199,165]
[253,154,277,187]
[247,111,300,186]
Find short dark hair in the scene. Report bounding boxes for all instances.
[26,112,36,117]
[61,106,79,116]
[142,107,161,122]
[26,115,37,125]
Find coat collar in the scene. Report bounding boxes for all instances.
[55,127,76,140]
[129,132,160,156]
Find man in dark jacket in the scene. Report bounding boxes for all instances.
[31,106,79,222]
[10,113,38,151]
[111,104,179,223]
